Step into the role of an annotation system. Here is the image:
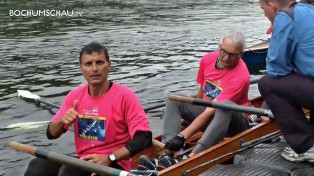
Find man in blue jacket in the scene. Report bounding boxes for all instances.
[258,0,314,162]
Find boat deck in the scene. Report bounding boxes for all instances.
[201,139,314,176]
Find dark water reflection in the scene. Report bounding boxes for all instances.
[0,0,269,175]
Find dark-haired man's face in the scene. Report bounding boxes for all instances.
[80,51,111,86]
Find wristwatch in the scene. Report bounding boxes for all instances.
[108,153,116,163]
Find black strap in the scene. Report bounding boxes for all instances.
[300,0,314,5]
[281,2,298,20]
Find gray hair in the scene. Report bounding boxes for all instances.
[220,32,246,52]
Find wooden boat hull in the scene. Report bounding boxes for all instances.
[159,120,279,176]
[131,96,281,175]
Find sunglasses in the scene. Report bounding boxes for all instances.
[220,48,241,60]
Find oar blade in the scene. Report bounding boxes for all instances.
[17,90,40,100]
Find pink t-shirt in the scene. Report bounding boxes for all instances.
[51,82,151,171]
[196,52,250,106]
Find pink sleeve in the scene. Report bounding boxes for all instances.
[215,75,249,104]
[196,57,205,85]
[123,90,151,138]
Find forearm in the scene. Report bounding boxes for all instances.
[196,86,203,99]
[47,120,65,139]
[180,107,215,139]
[111,147,131,162]
[81,147,132,167]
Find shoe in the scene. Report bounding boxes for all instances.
[157,155,176,168]
[248,114,257,123]
[174,154,189,163]
[138,155,156,170]
[281,147,314,163]
[138,155,176,171]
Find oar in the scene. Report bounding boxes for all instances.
[17,89,165,113]
[9,142,138,176]
[168,95,274,118]
[1,121,50,130]
[17,90,59,109]
[3,90,165,130]
[144,103,165,113]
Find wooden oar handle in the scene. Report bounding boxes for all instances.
[152,139,165,149]
[9,142,36,155]
[168,95,194,104]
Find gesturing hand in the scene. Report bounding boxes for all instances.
[81,154,111,176]
[61,100,78,126]
[80,154,110,166]
[164,134,185,152]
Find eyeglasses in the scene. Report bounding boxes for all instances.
[219,48,241,60]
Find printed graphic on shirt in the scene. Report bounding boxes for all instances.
[83,107,99,116]
[204,80,222,99]
[78,115,106,141]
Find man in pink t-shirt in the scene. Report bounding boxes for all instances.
[24,43,152,176]
[162,32,250,158]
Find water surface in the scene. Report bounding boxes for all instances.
[0,1,269,175]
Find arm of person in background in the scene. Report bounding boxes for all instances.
[164,105,215,153]
[180,84,215,139]
[180,107,215,139]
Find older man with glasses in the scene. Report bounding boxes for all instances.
[140,32,250,169]
[138,32,250,170]
[162,31,250,156]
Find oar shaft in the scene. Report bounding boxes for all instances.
[39,98,163,113]
[240,131,281,148]
[144,103,165,113]
[169,95,274,118]
[9,142,138,176]
[38,99,162,113]
[37,99,60,109]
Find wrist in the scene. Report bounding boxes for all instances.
[108,153,117,163]
[177,134,186,141]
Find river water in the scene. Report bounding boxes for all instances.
[0,0,269,175]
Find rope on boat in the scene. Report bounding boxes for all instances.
[181,131,282,176]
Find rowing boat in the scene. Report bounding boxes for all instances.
[243,40,268,65]
[131,96,280,176]
[243,40,269,73]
